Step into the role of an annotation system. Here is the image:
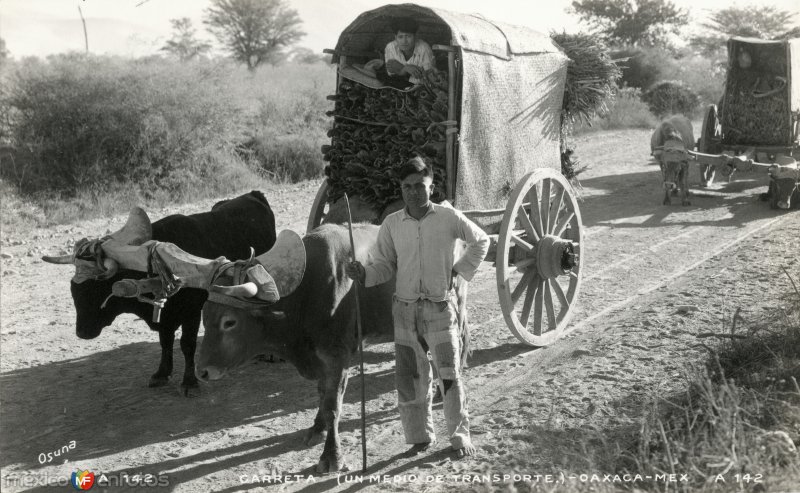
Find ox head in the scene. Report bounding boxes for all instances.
[42,208,153,338]
[659,137,689,191]
[195,229,306,381]
[769,156,799,210]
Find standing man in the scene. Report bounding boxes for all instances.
[346,157,489,458]
[384,17,434,85]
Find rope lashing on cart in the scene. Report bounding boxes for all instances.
[751,76,787,99]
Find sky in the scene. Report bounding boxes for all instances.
[1,0,799,59]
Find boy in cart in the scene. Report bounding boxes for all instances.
[384,17,435,85]
[346,156,489,458]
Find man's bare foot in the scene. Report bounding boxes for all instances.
[403,442,431,457]
[454,442,477,458]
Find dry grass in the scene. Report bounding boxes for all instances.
[620,274,800,492]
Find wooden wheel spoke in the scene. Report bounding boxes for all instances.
[510,233,533,253]
[519,279,537,328]
[517,206,541,243]
[514,258,536,271]
[532,278,544,335]
[554,211,575,237]
[526,186,544,238]
[549,278,570,314]
[548,186,565,235]
[540,178,552,234]
[544,281,556,331]
[511,270,535,305]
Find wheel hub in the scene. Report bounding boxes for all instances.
[535,235,579,279]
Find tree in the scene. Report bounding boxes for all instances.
[690,5,800,55]
[161,18,211,61]
[0,37,8,63]
[569,0,689,47]
[204,0,305,70]
[289,46,325,64]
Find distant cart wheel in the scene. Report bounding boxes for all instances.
[496,169,584,346]
[698,104,722,154]
[307,180,330,233]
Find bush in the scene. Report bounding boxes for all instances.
[237,129,325,183]
[641,81,700,118]
[577,86,658,132]
[0,56,336,210]
[2,54,249,198]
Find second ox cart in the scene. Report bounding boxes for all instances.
[692,37,799,209]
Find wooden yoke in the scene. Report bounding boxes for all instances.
[101,240,228,290]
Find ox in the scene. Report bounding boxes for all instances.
[42,191,276,395]
[766,156,800,210]
[651,116,694,205]
[99,221,469,472]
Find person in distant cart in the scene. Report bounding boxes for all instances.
[384,17,435,85]
[346,156,489,458]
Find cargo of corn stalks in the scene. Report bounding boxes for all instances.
[721,43,791,146]
[550,31,621,130]
[323,69,449,212]
[550,31,621,179]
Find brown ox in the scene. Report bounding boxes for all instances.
[651,116,694,205]
[99,221,470,473]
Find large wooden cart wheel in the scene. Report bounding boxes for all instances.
[698,104,721,154]
[496,169,583,346]
[307,180,330,233]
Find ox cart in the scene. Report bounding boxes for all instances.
[692,37,800,209]
[307,4,583,346]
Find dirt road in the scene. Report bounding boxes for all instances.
[2,128,797,492]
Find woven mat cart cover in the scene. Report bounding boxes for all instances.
[721,37,800,147]
[333,3,569,213]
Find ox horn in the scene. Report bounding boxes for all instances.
[42,254,74,264]
[210,282,259,298]
[107,207,153,246]
[254,230,306,298]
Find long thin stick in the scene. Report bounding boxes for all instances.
[344,193,367,472]
[77,5,88,53]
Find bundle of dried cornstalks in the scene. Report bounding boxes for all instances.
[323,70,449,211]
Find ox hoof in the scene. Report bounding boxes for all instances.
[316,455,347,474]
[682,200,691,206]
[662,199,671,206]
[148,375,170,388]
